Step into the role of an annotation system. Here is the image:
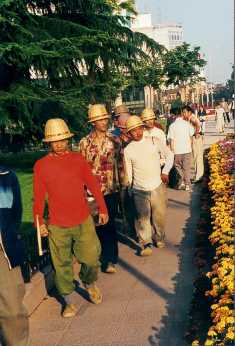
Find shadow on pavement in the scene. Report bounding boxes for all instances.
[148,185,201,346]
[118,257,172,301]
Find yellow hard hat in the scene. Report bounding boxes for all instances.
[43,118,74,142]
[114,104,130,117]
[126,116,144,132]
[140,108,155,122]
[88,104,110,123]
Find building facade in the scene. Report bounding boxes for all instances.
[131,13,183,50]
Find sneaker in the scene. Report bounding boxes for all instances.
[156,241,165,248]
[140,244,153,257]
[105,263,117,274]
[86,284,102,304]
[185,185,192,192]
[178,183,186,190]
[62,304,78,318]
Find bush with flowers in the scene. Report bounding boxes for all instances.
[188,135,234,346]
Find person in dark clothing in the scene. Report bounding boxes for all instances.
[198,105,206,135]
[0,166,29,346]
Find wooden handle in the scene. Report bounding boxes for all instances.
[36,215,43,256]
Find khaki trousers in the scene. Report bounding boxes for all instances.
[0,248,29,346]
[174,153,192,186]
[133,183,167,246]
[48,216,101,296]
[192,136,204,181]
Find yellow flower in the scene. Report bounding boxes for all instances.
[226,330,234,340]
[208,329,217,337]
[192,341,199,346]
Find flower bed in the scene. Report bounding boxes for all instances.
[204,138,234,345]
[188,136,235,346]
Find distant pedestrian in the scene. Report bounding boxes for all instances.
[33,118,108,318]
[230,97,235,120]
[221,98,230,124]
[198,105,206,135]
[182,105,204,183]
[124,116,174,256]
[111,104,130,137]
[168,110,195,191]
[215,103,225,133]
[0,166,29,345]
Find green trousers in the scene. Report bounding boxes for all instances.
[48,216,101,296]
[0,248,29,346]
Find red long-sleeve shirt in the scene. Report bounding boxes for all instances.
[33,151,107,227]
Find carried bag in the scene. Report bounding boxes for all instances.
[168,165,181,189]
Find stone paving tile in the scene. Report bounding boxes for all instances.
[68,300,130,328]
[111,320,163,345]
[28,331,64,346]
[30,317,71,333]
[57,322,118,346]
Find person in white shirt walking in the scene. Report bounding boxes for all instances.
[141,108,166,144]
[167,111,195,191]
[215,103,225,133]
[124,116,174,256]
[182,105,204,183]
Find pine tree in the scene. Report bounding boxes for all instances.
[0,0,163,148]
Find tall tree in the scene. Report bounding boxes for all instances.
[163,43,206,89]
[0,0,163,147]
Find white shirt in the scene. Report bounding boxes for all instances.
[167,117,194,155]
[143,127,166,144]
[124,137,174,191]
[215,107,225,117]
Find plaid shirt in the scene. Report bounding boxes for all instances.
[79,131,120,195]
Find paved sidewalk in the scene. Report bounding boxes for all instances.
[28,119,233,346]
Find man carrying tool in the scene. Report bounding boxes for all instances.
[33,118,108,318]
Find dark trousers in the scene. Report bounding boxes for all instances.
[96,193,119,269]
[225,112,230,123]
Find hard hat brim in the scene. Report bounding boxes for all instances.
[141,116,156,121]
[88,115,110,123]
[127,124,144,132]
[43,132,74,143]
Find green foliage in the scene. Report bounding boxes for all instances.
[0,1,207,147]
[214,68,234,102]
[164,43,206,87]
[0,0,164,146]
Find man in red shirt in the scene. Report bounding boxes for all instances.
[33,118,108,318]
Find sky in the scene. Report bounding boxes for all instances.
[135,0,234,84]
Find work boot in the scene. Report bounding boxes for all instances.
[62,304,78,318]
[178,183,186,190]
[86,284,102,304]
[185,185,192,192]
[105,263,117,274]
[156,241,165,248]
[140,243,153,257]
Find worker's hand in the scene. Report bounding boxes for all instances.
[161,174,169,185]
[40,224,49,237]
[98,213,109,225]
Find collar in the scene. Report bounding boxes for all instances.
[49,150,71,157]
[0,166,10,175]
[87,130,115,143]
